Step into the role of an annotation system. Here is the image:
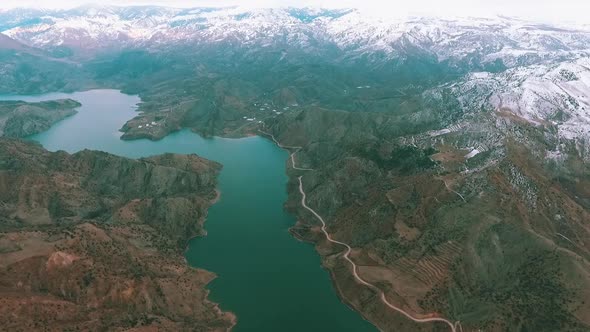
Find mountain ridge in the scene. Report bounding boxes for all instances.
[3,6,589,68]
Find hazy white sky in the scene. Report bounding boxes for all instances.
[1,0,589,24]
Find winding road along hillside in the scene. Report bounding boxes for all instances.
[259,130,463,332]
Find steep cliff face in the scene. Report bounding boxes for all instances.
[0,138,234,331]
[0,99,80,137]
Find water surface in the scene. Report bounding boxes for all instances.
[2,89,375,332]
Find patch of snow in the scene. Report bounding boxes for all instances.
[429,128,451,137]
[465,149,481,159]
[546,149,565,162]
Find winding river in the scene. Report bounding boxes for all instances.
[1,89,375,332]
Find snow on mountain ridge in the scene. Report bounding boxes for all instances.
[3,6,590,156]
[3,6,590,67]
[439,58,590,160]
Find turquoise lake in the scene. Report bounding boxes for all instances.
[1,89,375,331]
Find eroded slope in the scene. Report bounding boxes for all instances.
[0,138,234,331]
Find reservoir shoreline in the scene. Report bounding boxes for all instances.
[4,89,376,332]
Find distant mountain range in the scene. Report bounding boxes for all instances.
[2,6,589,67]
[1,5,589,161]
[2,5,590,176]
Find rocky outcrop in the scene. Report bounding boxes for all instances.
[0,138,234,331]
[0,99,80,137]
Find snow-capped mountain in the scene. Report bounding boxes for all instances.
[415,56,590,166]
[2,5,590,162]
[2,5,590,68]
